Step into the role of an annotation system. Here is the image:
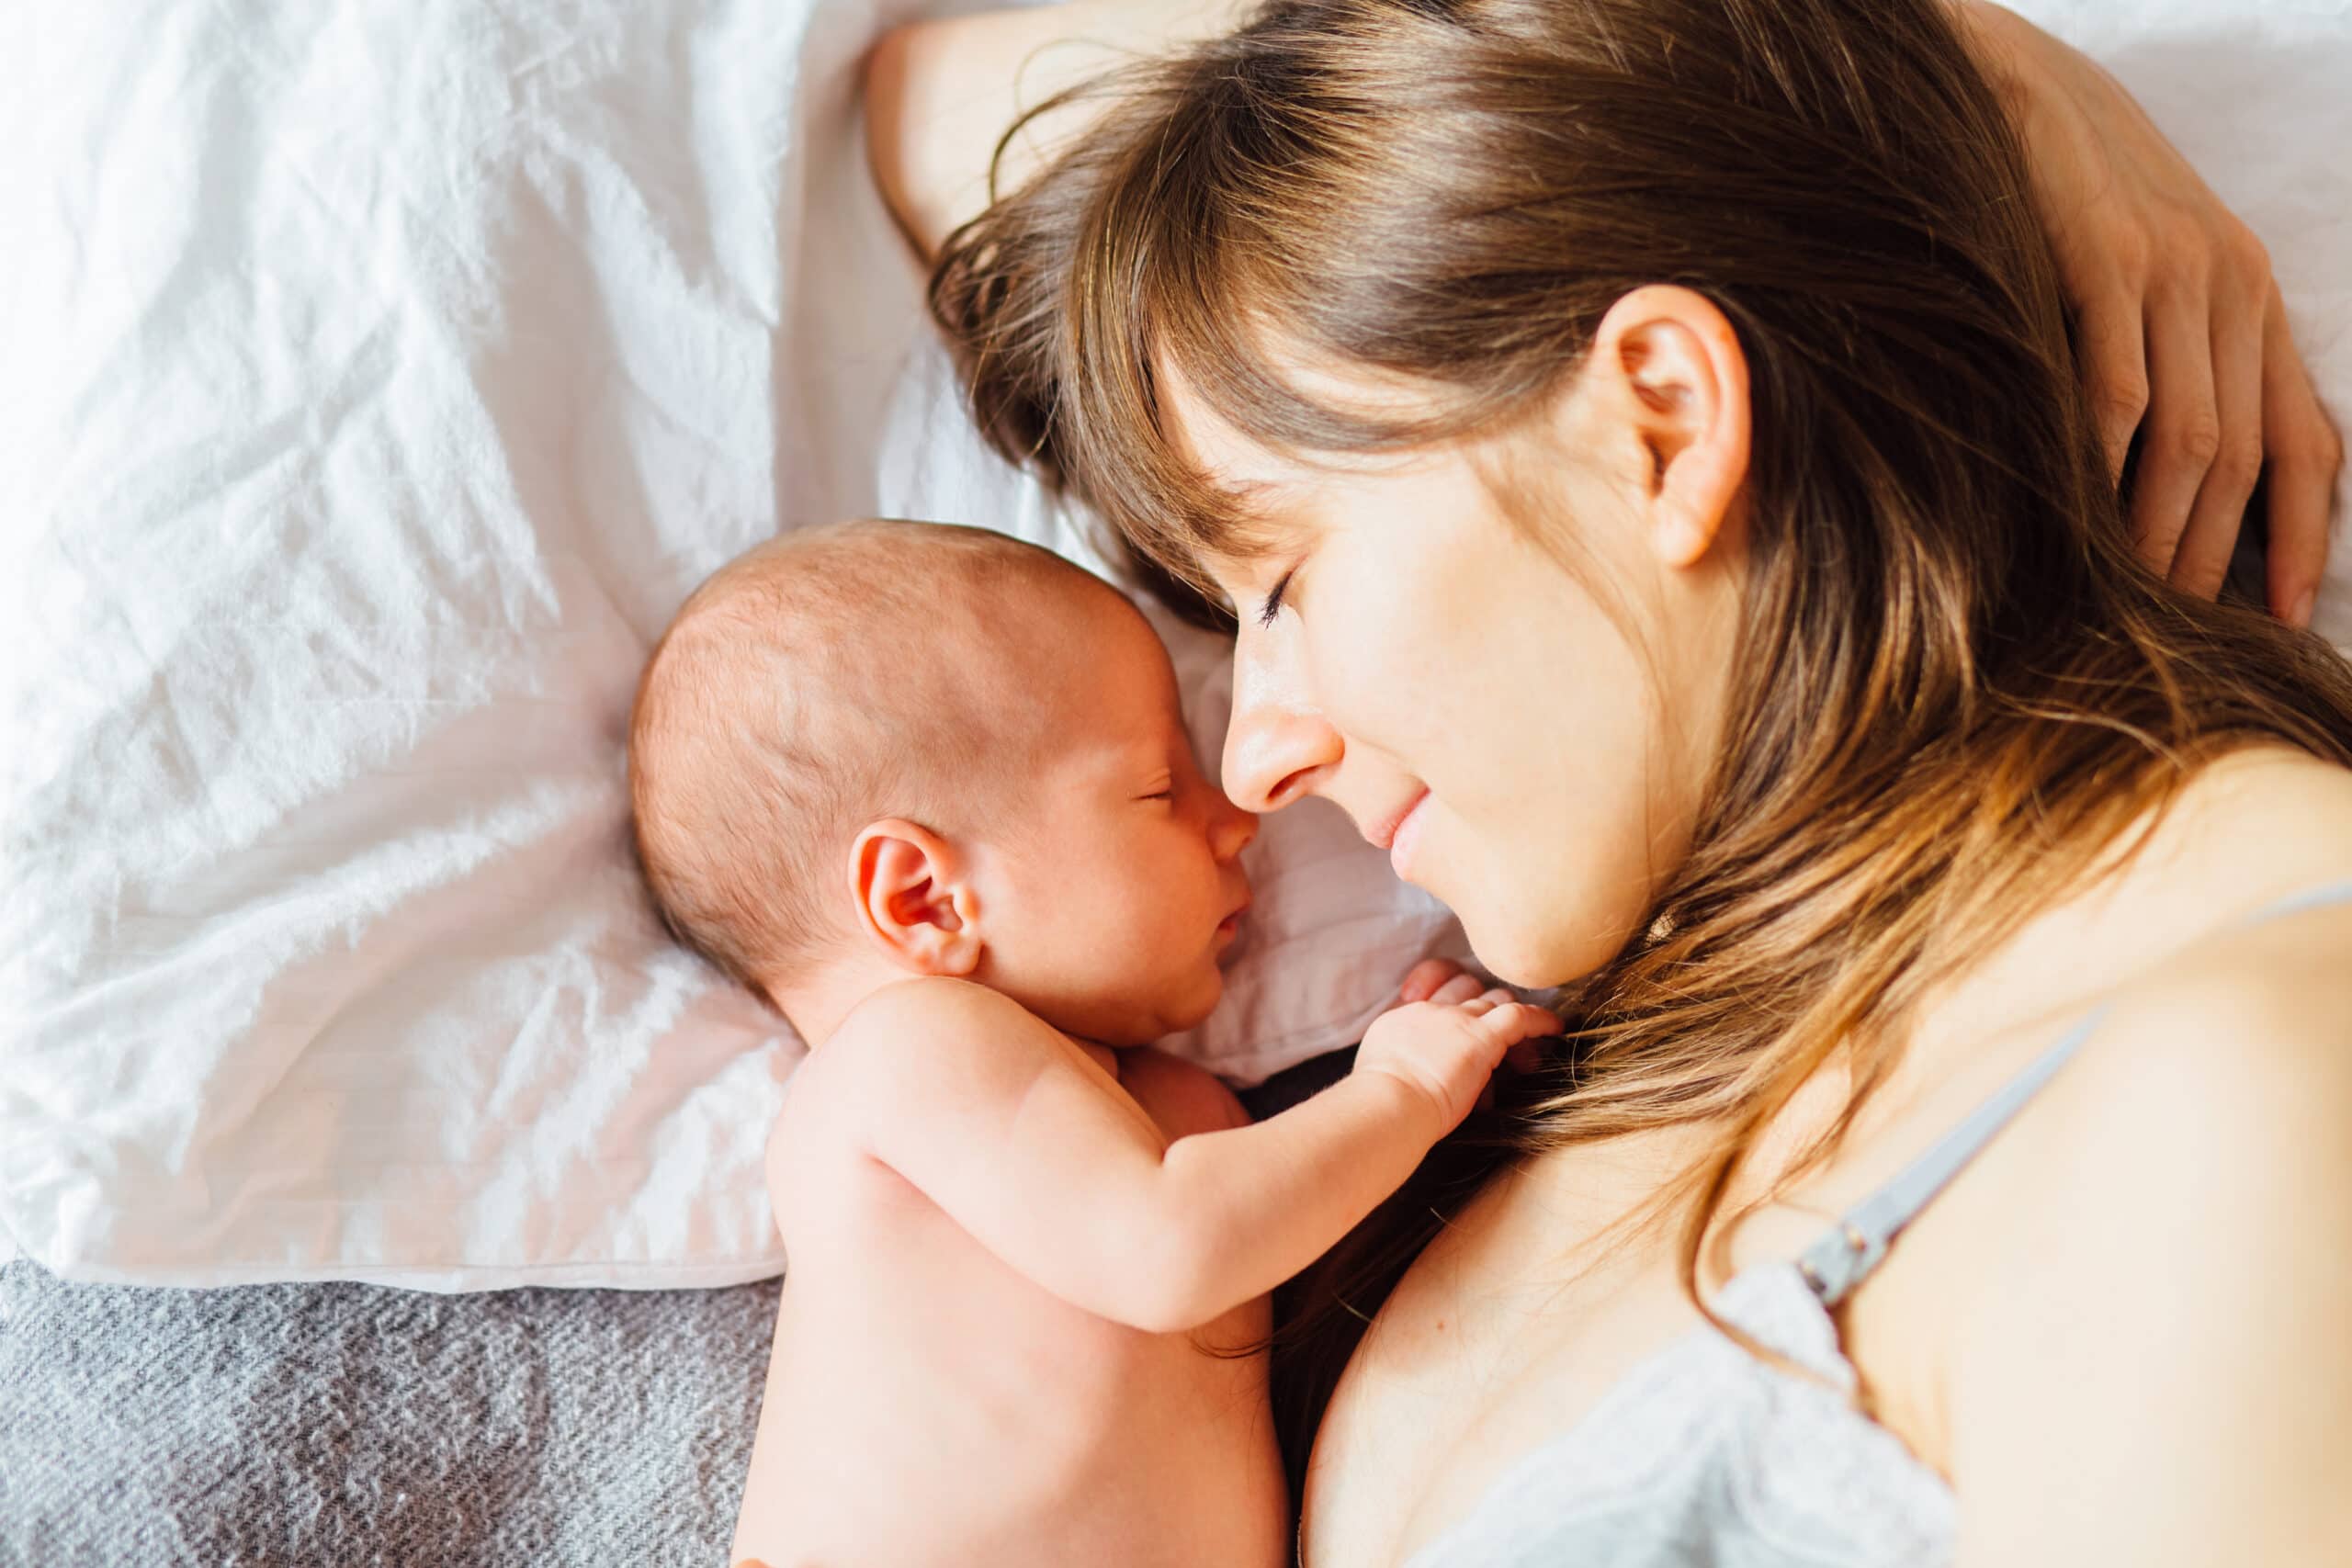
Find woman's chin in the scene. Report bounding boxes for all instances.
[1460,908,1630,992]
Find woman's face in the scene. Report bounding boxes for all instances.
[1178,289,1754,987]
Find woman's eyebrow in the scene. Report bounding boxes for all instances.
[1205,478,1319,558]
[1221,477,1296,518]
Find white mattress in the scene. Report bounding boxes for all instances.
[1,0,2345,1291]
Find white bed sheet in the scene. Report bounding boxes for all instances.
[0,0,1464,1291]
[0,0,2344,1291]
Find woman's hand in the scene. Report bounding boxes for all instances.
[1955,2,2342,625]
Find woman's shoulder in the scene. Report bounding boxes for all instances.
[2061,890,2352,1160]
[2063,742,2352,1103]
[2016,738,2352,1232]
[1851,744,2352,1205]
[1823,748,2352,1472]
[1932,874,2352,1561]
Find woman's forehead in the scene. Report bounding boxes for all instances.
[1157,336,1440,488]
[1148,339,1481,590]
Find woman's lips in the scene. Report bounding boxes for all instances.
[1387,791,1431,878]
[1365,788,1430,852]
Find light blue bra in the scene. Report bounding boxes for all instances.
[1393,878,2352,1568]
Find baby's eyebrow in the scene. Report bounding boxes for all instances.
[1071,734,1170,784]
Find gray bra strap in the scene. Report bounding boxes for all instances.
[1797,874,2352,1307]
[2244,876,2352,923]
[1796,1008,2107,1307]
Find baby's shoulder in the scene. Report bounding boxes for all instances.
[803,976,1070,1117]
[830,976,1053,1065]
[769,979,1056,1201]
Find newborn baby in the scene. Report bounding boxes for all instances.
[628,521,1561,1568]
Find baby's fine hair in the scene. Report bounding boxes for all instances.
[628,520,1108,999]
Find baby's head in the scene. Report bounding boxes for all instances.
[629,520,1256,1047]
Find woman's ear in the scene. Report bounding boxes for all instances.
[1589,284,1752,568]
[848,819,984,976]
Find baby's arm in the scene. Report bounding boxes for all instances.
[840,976,1558,1334]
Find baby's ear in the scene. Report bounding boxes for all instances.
[848,818,983,976]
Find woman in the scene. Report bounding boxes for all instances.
[875,1,2352,1562]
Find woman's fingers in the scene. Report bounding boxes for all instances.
[2260,285,2343,628]
[2130,277,2220,581]
[2076,283,2150,481]
[1956,3,2335,619]
[2169,276,2268,598]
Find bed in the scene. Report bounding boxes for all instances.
[3,0,2346,1560]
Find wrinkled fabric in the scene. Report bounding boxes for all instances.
[1401,1268,1958,1568]
[0,0,1463,1292]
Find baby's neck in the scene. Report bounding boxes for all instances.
[776,962,1124,1079]
[771,955,917,1050]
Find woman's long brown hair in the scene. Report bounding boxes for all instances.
[930,0,2352,1486]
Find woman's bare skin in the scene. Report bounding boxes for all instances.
[1301,747,2352,1564]
[863,6,2352,1562]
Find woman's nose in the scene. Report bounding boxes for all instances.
[1220,650,1342,814]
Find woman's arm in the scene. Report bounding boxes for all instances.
[863,0,1257,262]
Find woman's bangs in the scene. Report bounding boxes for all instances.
[1057,73,1404,599]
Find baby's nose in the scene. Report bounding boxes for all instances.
[1210,792,1259,863]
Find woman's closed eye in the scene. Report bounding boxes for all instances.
[1256,565,1298,629]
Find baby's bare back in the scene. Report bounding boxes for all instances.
[731,1046,1290,1568]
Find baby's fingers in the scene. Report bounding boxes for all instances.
[1398,956,1468,1003]
[1427,971,1491,1007]
[1467,992,1563,1043]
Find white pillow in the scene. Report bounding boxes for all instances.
[0,0,1459,1292]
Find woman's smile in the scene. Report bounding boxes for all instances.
[1386,789,1432,879]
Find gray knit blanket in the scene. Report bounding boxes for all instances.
[0,1261,777,1566]
[0,1066,1334,1565]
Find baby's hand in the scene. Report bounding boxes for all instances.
[1395,955,1475,1005]
[1355,979,1564,1134]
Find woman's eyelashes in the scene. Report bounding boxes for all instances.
[1255,565,1299,629]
